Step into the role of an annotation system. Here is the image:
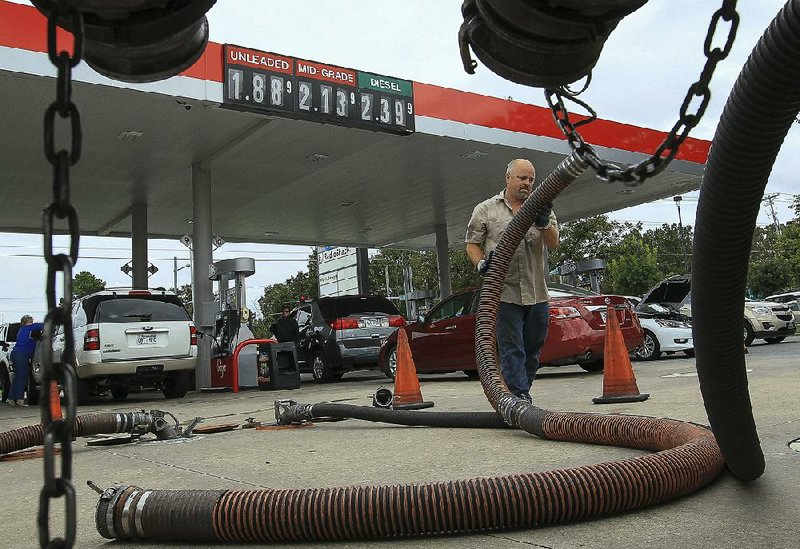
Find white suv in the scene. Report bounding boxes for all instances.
[1,322,20,403]
[33,289,197,405]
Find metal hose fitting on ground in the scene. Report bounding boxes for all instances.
[692,0,800,482]
[0,411,179,457]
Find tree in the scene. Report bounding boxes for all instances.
[257,250,319,333]
[605,235,662,296]
[548,215,631,268]
[72,271,106,298]
[176,283,193,316]
[747,257,795,298]
[640,223,693,277]
[367,247,483,303]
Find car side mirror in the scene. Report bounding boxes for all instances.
[417,314,426,324]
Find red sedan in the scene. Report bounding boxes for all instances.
[378,285,643,378]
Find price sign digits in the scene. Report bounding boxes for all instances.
[336,89,349,117]
[227,68,243,100]
[394,98,405,126]
[298,80,312,112]
[252,72,265,104]
[360,93,373,121]
[223,46,414,134]
[270,75,284,106]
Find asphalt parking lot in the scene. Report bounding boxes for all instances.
[2,337,798,549]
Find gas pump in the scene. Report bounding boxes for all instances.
[208,257,258,389]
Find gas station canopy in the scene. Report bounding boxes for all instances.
[0,1,709,251]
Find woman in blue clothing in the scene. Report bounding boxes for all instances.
[7,314,43,407]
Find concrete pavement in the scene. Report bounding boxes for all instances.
[1,337,798,548]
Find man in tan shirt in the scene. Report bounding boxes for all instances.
[465,159,558,402]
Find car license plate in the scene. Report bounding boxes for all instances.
[363,317,382,328]
[137,334,157,345]
[136,364,163,375]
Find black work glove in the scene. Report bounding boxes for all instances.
[477,250,494,276]
[535,203,553,229]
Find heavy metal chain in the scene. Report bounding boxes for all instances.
[39,2,83,548]
[545,0,739,186]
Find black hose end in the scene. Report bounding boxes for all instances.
[95,484,135,540]
[723,444,766,481]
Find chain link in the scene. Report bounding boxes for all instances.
[546,0,739,186]
[39,2,83,547]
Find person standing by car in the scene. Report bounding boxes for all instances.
[7,315,43,407]
[465,159,559,402]
[271,305,300,344]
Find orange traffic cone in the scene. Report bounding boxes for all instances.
[392,329,434,410]
[49,380,62,420]
[593,303,649,404]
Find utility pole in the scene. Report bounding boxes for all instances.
[673,196,690,273]
[762,193,782,234]
[173,256,191,293]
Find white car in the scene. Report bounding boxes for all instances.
[632,302,694,360]
[763,291,800,326]
[32,289,197,405]
[0,322,20,402]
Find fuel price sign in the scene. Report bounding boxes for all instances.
[223,45,415,134]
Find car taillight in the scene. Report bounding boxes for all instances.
[550,306,581,319]
[128,290,151,295]
[388,315,406,327]
[190,325,197,346]
[331,318,359,330]
[84,328,100,351]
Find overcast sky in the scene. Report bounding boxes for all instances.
[1,0,797,322]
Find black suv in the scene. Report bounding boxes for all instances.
[291,295,405,383]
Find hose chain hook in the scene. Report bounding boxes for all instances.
[39,2,83,547]
[546,0,739,186]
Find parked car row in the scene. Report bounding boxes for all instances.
[638,274,796,346]
[376,284,644,379]
[8,278,791,403]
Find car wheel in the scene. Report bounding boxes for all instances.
[162,371,190,399]
[463,369,480,379]
[764,336,785,344]
[743,322,755,346]
[26,375,40,406]
[0,363,10,403]
[383,345,397,380]
[311,351,334,383]
[579,360,604,372]
[110,385,130,400]
[684,349,695,357]
[76,378,91,406]
[636,330,661,361]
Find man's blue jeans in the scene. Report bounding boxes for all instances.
[496,301,549,400]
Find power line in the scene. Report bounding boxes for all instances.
[0,253,307,262]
